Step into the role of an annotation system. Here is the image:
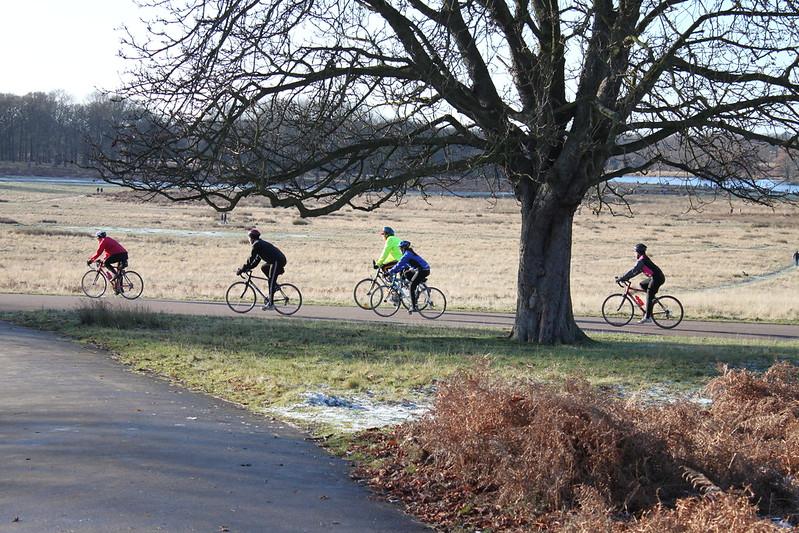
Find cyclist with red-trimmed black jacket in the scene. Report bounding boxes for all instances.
[616,243,665,324]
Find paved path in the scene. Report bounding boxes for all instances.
[2,293,799,341]
[0,321,429,532]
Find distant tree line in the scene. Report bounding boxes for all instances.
[0,91,133,168]
[2,90,797,184]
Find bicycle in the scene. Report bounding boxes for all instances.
[601,279,683,329]
[369,272,447,319]
[81,260,144,300]
[353,261,393,310]
[225,270,302,316]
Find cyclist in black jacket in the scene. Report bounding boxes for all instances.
[616,243,665,324]
[237,228,287,310]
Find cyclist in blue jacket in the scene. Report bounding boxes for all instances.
[388,240,430,314]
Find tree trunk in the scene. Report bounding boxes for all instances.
[513,180,589,344]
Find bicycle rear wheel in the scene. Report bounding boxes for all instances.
[81,270,107,298]
[651,295,684,329]
[417,286,447,319]
[353,277,381,310]
[226,281,257,313]
[273,283,302,315]
[370,285,401,317]
[601,294,634,327]
[119,270,144,300]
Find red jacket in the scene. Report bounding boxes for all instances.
[89,237,127,262]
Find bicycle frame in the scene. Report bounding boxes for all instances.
[93,260,125,282]
[603,279,684,329]
[386,272,430,307]
[239,271,273,301]
[227,270,302,315]
[82,260,143,300]
[369,271,446,319]
[618,280,649,313]
[363,266,393,294]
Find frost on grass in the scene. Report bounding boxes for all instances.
[267,392,431,432]
[269,384,717,434]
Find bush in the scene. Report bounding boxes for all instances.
[76,300,170,329]
[352,362,799,531]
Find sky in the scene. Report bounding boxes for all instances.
[0,0,141,102]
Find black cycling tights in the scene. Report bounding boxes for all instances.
[404,269,430,309]
[640,278,663,318]
[261,261,285,301]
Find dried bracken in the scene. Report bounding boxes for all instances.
[351,362,799,531]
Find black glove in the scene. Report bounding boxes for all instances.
[372,260,379,269]
[236,268,243,276]
[87,260,92,266]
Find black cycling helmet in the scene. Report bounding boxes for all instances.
[95,231,106,239]
[380,226,395,236]
[248,228,261,239]
[634,243,647,254]
[399,240,411,251]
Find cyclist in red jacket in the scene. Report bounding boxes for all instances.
[87,231,129,294]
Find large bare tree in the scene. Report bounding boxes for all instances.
[92,0,799,343]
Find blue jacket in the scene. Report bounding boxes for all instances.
[389,250,430,275]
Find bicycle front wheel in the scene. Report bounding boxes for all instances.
[417,286,447,319]
[651,295,684,329]
[274,283,302,315]
[226,281,257,313]
[81,270,107,298]
[601,294,634,327]
[370,285,401,317]
[119,271,144,300]
[353,278,380,310]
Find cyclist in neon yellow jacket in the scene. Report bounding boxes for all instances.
[375,226,402,272]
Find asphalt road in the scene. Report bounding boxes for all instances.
[2,292,799,341]
[0,320,429,532]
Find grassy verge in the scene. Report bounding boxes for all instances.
[3,303,798,411]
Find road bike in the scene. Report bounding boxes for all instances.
[225,270,302,315]
[353,261,393,310]
[369,272,447,319]
[81,260,144,300]
[601,279,683,329]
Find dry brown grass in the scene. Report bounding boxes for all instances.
[1,182,799,319]
[350,362,799,531]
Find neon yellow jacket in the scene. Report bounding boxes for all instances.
[376,235,403,266]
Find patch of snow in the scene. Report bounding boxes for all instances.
[268,392,432,432]
[772,517,794,529]
[268,385,717,433]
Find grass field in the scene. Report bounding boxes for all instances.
[4,305,798,427]
[1,180,799,321]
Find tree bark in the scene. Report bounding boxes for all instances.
[513,180,589,344]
